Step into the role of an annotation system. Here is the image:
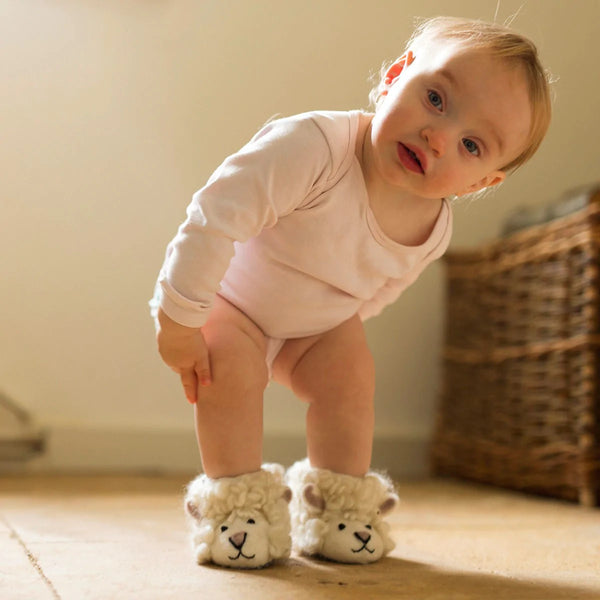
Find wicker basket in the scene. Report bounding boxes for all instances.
[432,189,600,506]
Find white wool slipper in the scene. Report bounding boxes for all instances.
[286,459,399,564]
[184,464,292,569]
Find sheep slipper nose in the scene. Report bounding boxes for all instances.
[355,531,371,544]
[230,532,247,549]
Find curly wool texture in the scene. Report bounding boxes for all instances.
[185,464,291,564]
[286,459,398,557]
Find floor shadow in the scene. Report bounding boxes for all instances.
[241,555,599,600]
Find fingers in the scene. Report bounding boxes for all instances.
[195,342,212,389]
[155,314,212,404]
[197,367,212,388]
[180,369,199,405]
[179,352,212,405]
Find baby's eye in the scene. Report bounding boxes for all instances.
[366,525,372,530]
[427,90,443,111]
[338,523,346,531]
[220,525,228,532]
[247,518,256,525]
[463,138,480,156]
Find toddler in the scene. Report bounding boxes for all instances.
[152,16,551,568]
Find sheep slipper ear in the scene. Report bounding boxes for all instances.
[286,459,399,564]
[184,464,292,569]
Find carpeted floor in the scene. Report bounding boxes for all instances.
[1,474,599,599]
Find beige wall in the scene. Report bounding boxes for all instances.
[2,0,599,472]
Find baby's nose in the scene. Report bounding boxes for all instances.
[422,127,446,157]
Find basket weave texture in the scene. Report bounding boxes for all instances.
[432,190,600,506]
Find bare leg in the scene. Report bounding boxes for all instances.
[272,315,375,477]
[194,296,269,479]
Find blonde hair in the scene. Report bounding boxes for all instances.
[369,16,552,173]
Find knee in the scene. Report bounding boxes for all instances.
[211,355,269,400]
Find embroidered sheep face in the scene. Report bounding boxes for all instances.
[185,482,292,569]
[322,518,385,562]
[302,483,397,564]
[211,513,271,568]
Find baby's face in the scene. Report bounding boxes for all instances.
[369,42,532,199]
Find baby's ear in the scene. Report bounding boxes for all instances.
[382,51,416,91]
[385,51,415,79]
[457,170,506,196]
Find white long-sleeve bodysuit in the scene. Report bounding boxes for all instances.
[154,110,452,345]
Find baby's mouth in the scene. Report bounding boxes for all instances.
[408,148,422,169]
[397,143,425,174]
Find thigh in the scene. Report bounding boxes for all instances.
[206,294,267,348]
[271,314,375,400]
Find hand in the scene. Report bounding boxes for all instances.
[156,307,212,404]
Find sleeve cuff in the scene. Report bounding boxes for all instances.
[154,278,212,329]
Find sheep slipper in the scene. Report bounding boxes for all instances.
[286,459,399,564]
[184,463,292,569]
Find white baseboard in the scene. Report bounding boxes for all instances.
[10,425,430,479]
